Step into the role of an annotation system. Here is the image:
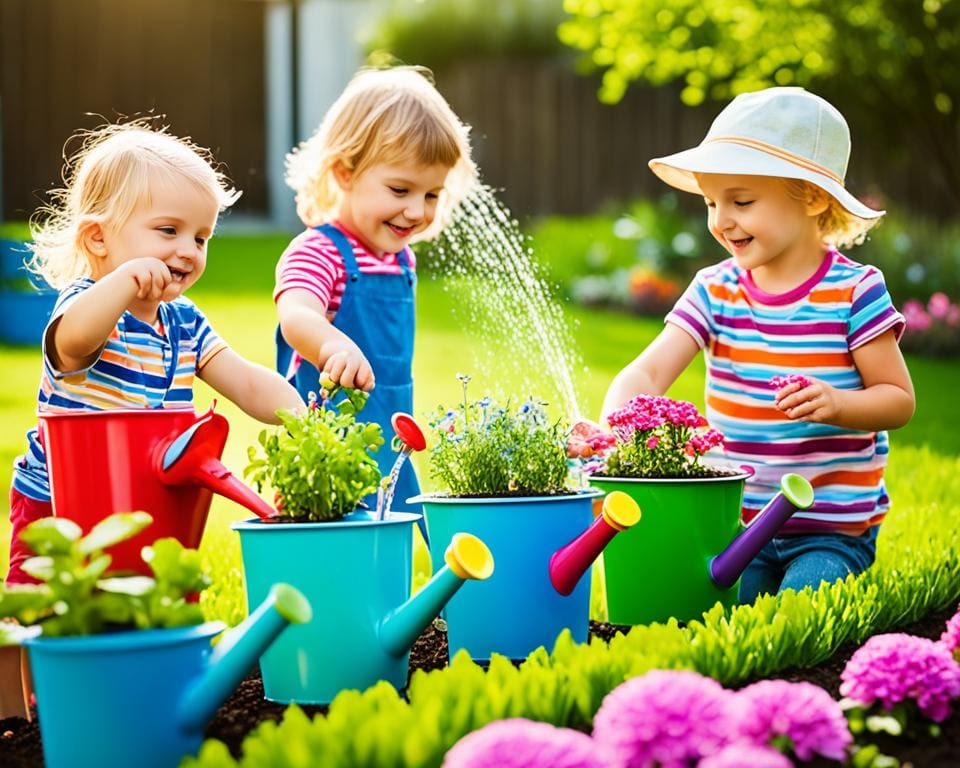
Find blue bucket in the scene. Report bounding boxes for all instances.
[235,513,427,705]
[24,623,226,768]
[414,491,601,661]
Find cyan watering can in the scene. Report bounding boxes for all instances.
[590,472,814,625]
[412,489,640,661]
[23,583,311,768]
[234,513,493,704]
[39,404,276,573]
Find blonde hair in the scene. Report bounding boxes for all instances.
[781,178,880,250]
[285,66,476,236]
[28,119,240,289]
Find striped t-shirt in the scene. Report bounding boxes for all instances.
[12,278,227,501]
[667,249,905,535]
[273,224,417,316]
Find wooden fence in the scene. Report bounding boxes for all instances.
[0,0,267,221]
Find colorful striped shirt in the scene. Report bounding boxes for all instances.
[273,223,417,316]
[12,278,227,501]
[666,249,905,535]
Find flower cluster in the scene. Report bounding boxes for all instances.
[442,718,600,768]
[736,679,852,761]
[585,395,725,478]
[941,605,960,660]
[427,375,570,496]
[770,374,811,391]
[443,669,854,767]
[840,633,960,723]
[901,292,960,357]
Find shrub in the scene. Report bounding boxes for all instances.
[900,292,960,357]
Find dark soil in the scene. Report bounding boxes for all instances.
[1,608,957,767]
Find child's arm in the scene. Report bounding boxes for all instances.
[49,258,176,372]
[775,329,915,431]
[276,290,375,391]
[600,324,701,421]
[199,348,304,424]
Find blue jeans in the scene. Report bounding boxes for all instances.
[738,526,879,604]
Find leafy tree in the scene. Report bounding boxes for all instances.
[559,0,960,207]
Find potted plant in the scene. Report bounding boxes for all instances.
[0,512,309,768]
[236,381,493,705]
[409,374,639,662]
[578,394,813,626]
[0,237,56,346]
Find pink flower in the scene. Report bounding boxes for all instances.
[442,718,600,768]
[646,436,660,449]
[903,299,932,332]
[593,670,740,767]
[769,374,811,390]
[928,292,952,320]
[735,679,851,761]
[698,744,792,768]
[840,633,960,722]
[941,606,960,657]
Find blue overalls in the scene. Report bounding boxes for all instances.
[276,223,423,524]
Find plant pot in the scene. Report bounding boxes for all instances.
[413,490,603,661]
[22,583,310,768]
[233,512,492,705]
[589,473,750,625]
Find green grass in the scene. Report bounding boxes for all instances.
[1,233,957,612]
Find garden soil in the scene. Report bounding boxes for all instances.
[1,606,957,767]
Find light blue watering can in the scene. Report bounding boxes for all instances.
[234,512,493,705]
[23,584,311,768]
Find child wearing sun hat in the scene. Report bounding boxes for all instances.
[602,87,915,603]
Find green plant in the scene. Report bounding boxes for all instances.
[426,374,570,496]
[245,384,383,521]
[0,512,210,640]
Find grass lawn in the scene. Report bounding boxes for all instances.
[1,233,957,619]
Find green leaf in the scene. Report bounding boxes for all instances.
[96,576,156,596]
[78,511,153,555]
[18,517,82,556]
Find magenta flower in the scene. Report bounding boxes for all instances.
[698,744,793,768]
[769,374,811,390]
[646,436,660,449]
[840,633,960,722]
[928,291,951,320]
[442,718,600,768]
[903,299,933,332]
[593,670,740,767]
[941,606,960,658]
[736,679,851,761]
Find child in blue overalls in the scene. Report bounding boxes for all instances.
[275,66,476,517]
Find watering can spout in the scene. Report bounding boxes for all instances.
[709,473,815,589]
[379,533,493,658]
[178,583,311,733]
[156,407,277,520]
[549,492,640,596]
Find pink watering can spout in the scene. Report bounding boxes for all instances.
[549,491,641,596]
[156,405,277,520]
[709,473,815,589]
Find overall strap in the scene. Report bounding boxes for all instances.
[396,247,415,286]
[315,223,360,282]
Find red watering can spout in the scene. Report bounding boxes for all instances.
[156,408,277,520]
[549,491,641,596]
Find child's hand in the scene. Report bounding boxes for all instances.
[774,377,841,423]
[119,257,178,302]
[567,419,616,458]
[322,343,375,391]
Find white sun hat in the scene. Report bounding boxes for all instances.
[648,87,883,220]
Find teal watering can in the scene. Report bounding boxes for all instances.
[22,583,311,768]
[234,513,493,705]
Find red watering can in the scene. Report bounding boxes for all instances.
[39,404,275,574]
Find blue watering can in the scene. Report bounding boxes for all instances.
[234,512,493,704]
[23,583,311,768]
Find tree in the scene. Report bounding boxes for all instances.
[559,0,960,209]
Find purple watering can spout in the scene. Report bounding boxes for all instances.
[156,406,277,520]
[549,491,641,596]
[709,473,815,589]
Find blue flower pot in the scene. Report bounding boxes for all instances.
[412,491,602,661]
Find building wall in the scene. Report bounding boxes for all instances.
[0,0,267,221]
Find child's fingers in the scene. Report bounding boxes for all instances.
[325,357,346,385]
[355,365,375,392]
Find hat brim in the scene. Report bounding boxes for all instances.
[649,142,884,220]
